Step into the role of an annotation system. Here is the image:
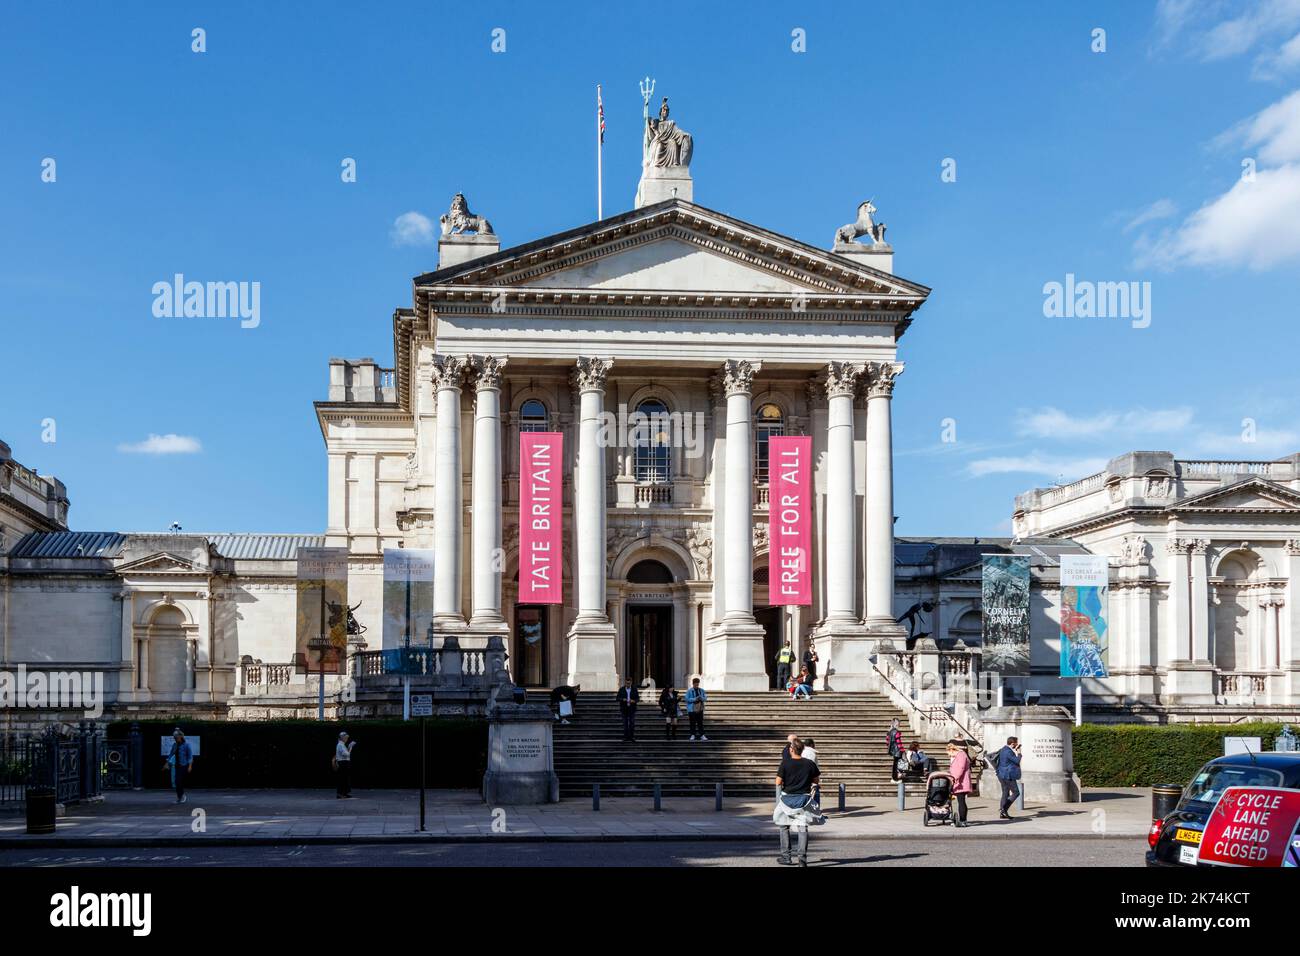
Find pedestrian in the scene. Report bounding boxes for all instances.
[685,677,708,741]
[549,683,581,724]
[887,718,905,780]
[659,684,681,739]
[617,678,638,741]
[946,740,973,827]
[774,639,794,692]
[773,736,822,866]
[802,737,818,764]
[162,728,194,805]
[334,731,356,798]
[994,735,1023,819]
[802,641,819,686]
[907,741,932,774]
[791,665,813,699]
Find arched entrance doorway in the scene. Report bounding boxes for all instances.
[625,559,674,687]
[752,563,783,688]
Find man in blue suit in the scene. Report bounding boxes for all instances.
[996,736,1022,819]
[616,679,638,742]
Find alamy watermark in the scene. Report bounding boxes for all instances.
[0,666,104,718]
[152,274,260,329]
[595,403,706,459]
[1042,273,1151,329]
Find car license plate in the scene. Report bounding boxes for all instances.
[1179,845,1199,865]
[1174,828,1202,845]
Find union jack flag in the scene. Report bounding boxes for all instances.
[597,85,605,144]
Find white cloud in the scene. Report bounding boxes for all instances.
[1015,406,1194,440]
[1137,164,1300,269]
[1156,0,1300,65]
[390,211,435,247]
[1254,30,1300,78]
[117,434,202,455]
[967,454,1108,480]
[1136,89,1300,270]
[1123,199,1179,233]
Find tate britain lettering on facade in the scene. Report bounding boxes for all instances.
[3,105,1299,725]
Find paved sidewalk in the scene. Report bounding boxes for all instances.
[0,787,1153,847]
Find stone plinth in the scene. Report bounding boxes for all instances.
[702,623,768,690]
[438,232,500,269]
[635,165,693,207]
[979,706,1082,803]
[832,240,893,274]
[481,696,560,804]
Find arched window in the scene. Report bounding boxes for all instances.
[628,559,674,584]
[754,403,784,484]
[633,399,671,484]
[519,399,549,433]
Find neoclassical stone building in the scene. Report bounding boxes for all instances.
[321,184,929,693]
[1013,451,1300,713]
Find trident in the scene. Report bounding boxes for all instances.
[639,75,655,119]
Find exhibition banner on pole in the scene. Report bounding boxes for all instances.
[768,435,811,605]
[382,549,435,663]
[519,431,563,605]
[1059,553,1109,678]
[982,554,1031,675]
[295,547,349,675]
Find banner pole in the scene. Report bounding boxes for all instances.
[1076,678,1083,727]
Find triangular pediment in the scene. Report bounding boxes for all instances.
[115,552,208,575]
[415,199,929,301]
[1168,477,1300,514]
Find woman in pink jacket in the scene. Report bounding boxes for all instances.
[946,741,974,827]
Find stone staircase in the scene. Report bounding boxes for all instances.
[546,690,978,799]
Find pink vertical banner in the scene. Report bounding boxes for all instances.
[519,431,563,605]
[768,436,812,606]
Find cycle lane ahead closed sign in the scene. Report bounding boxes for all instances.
[1198,787,1300,867]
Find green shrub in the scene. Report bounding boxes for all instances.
[106,718,488,790]
[1072,723,1284,788]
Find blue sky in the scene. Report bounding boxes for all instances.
[3,1,1298,537]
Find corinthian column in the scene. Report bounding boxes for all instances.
[863,361,903,630]
[824,362,864,625]
[702,360,769,690]
[432,355,467,628]
[469,355,509,634]
[564,357,618,691]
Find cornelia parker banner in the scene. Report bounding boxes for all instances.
[519,431,563,604]
[295,547,350,674]
[768,435,811,605]
[981,554,1031,675]
[1059,553,1109,678]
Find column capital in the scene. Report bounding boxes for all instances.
[572,356,613,393]
[1190,538,1210,554]
[1286,539,1300,556]
[864,361,903,399]
[824,361,865,400]
[721,359,761,397]
[469,354,508,391]
[708,374,725,406]
[1165,537,1191,555]
[430,354,468,391]
[804,376,827,410]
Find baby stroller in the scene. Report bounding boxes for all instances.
[922,771,955,827]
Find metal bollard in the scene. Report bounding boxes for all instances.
[715,782,723,811]
[593,783,600,812]
[897,779,906,811]
[1018,782,1026,811]
[653,783,661,812]
[838,783,846,813]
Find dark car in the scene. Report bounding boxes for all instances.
[1146,752,1300,866]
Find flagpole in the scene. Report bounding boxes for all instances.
[596,84,604,220]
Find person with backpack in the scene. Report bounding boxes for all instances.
[994,735,1023,818]
[659,684,681,739]
[773,736,822,866]
[886,718,905,780]
[774,639,795,692]
[685,677,708,741]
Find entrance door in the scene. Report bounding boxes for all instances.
[513,605,548,687]
[754,606,782,688]
[625,604,672,689]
